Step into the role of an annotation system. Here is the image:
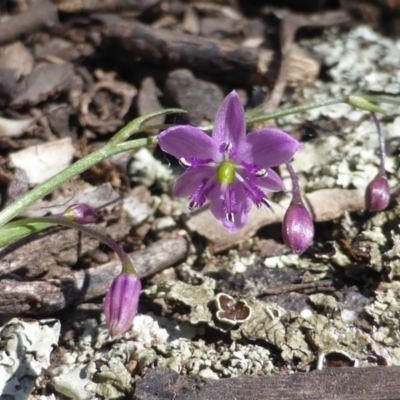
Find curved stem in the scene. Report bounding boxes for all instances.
[0,136,157,228]
[286,162,303,204]
[10,217,136,274]
[371,112,387,177]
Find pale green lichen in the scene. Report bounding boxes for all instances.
[0,318,60,400]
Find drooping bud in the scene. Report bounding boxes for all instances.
[63,203,97,224]
[364,113,390,212]
[282,203,314,254]
[365,175,390,211]
[103,272,141,337]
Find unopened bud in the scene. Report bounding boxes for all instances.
[63,203,97,224]
[365,175,390,211]
[346,96,386,114]
[103,272,141,337]
[282,203,314,254]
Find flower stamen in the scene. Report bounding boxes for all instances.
[224,142,233,153]
[261,197,271,208]
[255,168,267,177]
[235,172,265,206]
[226,212,235,223]
[179,157,192,168]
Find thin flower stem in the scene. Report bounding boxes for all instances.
[200,96,346,132]
[286,162,303,204]
[9,217,136,274]
[110,108,184,144]
[248,96,346,125]
[201,93,396,133]
[0,136,157,228]
[359,94,400,107]
[370,112,387,177]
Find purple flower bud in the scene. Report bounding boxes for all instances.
[282,203,314,254]
[103,272,141,337]
[365,175,390,211]
[63,203,97,224]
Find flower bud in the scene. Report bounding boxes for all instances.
[103,272,141,337]
[282,203,314,254]
[365,175,390,211]
[346,95,386,114]
[63,203,97,224]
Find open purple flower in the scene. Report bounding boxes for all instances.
[158,91,301,233]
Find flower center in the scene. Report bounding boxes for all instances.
[216,161,235,184]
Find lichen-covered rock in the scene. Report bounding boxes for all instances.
[0,318,60,399]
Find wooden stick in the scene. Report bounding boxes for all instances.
[0,236,189,314]
[99,17,319,87]
[134,366,400,400]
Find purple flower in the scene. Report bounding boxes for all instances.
[365,175,390,211]
[62,203,97,224]
[282,202,314,254]
[158,91,301,233]
[103,272,141,337]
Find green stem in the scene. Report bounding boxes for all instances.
[200,96,346,132]
[358,94,400,106]
[0,136,157,228]
[110,108,184,144]
[248,96,346,125]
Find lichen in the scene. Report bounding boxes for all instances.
[0,319,60,400]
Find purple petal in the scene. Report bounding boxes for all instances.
[173,167,215,198]
[103,273,141,337]
[365,175,390,211]
[158,126,220,161]
[209,181,252,233]
[63,203,97,224]
[243,128,302,168]
[282,203,314,254]
[244,168,284,192]
[212,91,246,150]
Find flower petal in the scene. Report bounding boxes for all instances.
[173,167,215,198]
[209,181,252,233]
[158,125,220,161]
[212,91,246,150]
[243,128,302,168]
[103,273,141,337]
[243,168,284,192]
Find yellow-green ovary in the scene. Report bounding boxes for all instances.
[216,161,235,184]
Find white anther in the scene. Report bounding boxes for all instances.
[179,157,192,168]
[261,198,270,208]
[255,169,267,177]
[224,143,233,152]
[226,212,235,223]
